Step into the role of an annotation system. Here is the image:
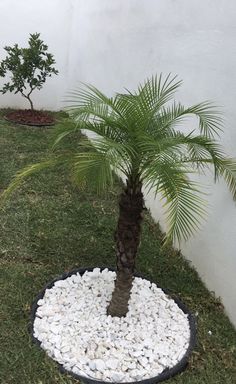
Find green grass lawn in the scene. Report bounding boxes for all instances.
[0,110,236,384]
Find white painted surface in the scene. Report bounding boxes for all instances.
[0,0,236,326]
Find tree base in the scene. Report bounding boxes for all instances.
[31,266,196,384]
[4,109,55,126]
[107,271,134,317]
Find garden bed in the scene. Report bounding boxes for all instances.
[31,267,196,383]
[5,109,55,126]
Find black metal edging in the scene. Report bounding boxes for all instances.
[30,267,197,384]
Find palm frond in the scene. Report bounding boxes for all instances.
[123,74,182,130]
[52,122,79,149]
[53,120,127,149]
[71,151,114,194]
[65,84,129,136]
[0,159,60,206]
[184,102,223,137]
[164,182,207,244]
[138,74,182,109]
[213,158,236,200]
[139,130,229,176]
[70,137,134,192]
[66,84,124,119]
[142,157,207,243]
[148,101,222,140]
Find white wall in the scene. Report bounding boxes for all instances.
[0,0,236,326]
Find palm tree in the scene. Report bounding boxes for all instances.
[2,74,236,317]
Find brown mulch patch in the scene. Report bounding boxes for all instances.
[5,109,55,126]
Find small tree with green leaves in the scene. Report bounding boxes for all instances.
[0,33,58,110]
[1,74,236,317]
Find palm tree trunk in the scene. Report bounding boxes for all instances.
[107,177,144,317]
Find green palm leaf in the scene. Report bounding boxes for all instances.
[1,74,236,244]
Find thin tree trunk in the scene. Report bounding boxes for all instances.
[21,92,34,110]
[28,96,34,110]
[107,177,144,317]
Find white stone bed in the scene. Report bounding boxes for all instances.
[33,268,191,382]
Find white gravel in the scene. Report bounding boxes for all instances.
[33,268,191,382]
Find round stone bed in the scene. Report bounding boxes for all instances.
[5,109,55,126]
[31,267,196,383]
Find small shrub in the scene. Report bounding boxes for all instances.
[0,32,58,110]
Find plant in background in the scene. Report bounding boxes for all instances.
[1,75,236,317]
[0,32,58,110]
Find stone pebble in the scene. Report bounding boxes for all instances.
[33,268,190,382]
